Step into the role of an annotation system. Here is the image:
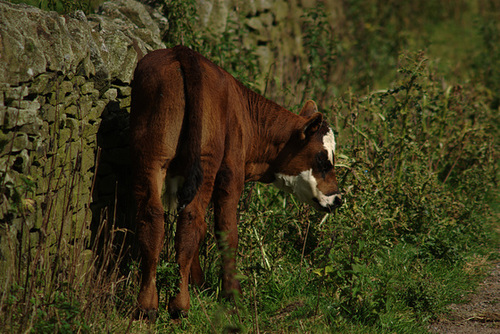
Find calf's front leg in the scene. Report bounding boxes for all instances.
[213,170,244,299]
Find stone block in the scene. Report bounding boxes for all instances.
[4,86,28,101]
[1,132,30,155]
[82,121,99,138]
[3,105,41,129]
[89,88,101,100]
[79,95,94,115]
[115,85,131,97]
[81,147,96,173]
[65,105,79,117]
[35,172,51,195]
[9,99,38,110]
[19,118,43,136]
[103,88,118,101]
[40,104,56,122]
[11,133,30,152]
[80,82,95,95]
[63,92,80,108]
[48,92,63,105]
[50,165,71,189]
[78,176,93,198]
[40,121,50,138]
[92,100,107,118]
[119,96,131,109]
[32,136,47,155]
[32,196,46,229]
[57,128,72,147]
[72,208,91,236]
[72,75,86,87]
[65,117,80,132]
[61,81,74,96]
[29,73,53,94]
[28,229,41,248]
[55,141,82,167]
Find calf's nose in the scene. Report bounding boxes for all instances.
[327,193,343,211]
[334,194,343,207]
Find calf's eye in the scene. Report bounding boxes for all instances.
[315,151,333,177]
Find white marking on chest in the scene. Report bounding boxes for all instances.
[323,128,336,164]
[274,169,338,210]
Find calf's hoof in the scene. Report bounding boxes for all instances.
[168,295,190,320]
[133,307,158,322]
[168,307,188,320]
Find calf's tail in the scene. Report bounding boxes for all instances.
[174,46,204,209]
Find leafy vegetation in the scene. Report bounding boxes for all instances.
[1,0,499,333]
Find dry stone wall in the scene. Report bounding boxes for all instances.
[0,0,166,271]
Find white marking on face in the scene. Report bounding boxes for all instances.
[323,128,336,164]
[274,169,340,210]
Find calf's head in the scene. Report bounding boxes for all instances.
[273,101,342,212]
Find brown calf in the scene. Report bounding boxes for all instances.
[130,45,342,319]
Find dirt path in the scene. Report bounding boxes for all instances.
[430,261,500,333]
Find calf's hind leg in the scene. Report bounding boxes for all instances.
[134,167,166,319]
[167,169,219,318]
[168,198,209,318]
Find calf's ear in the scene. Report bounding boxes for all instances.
[299,100,318,117]
[301,112,323,140]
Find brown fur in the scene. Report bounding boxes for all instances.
[130,46,341,319]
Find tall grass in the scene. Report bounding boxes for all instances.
[0,152,137,332]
